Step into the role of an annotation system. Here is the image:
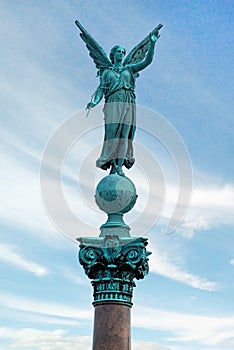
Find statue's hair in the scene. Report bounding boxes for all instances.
[109,46,126,63]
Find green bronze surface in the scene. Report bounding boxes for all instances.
[95,174,137,214]
[78,235,151,307]
[95,174,137,237]
[75,19,159,309]
[75,20,162,176]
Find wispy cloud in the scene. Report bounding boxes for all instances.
[62,268,89,286]
[0,293,92,320]
[0,244,48,276]
[0,327,171,350]
[5,298,229,349]
[133,306,234,347]
[150,244,217,291]
[133,340,171,350]
[1,296,234,348]
[0,328,91,350]
[0,149,58,239]
[229,259,234,266]
[161,182,234,238]
[177,183,234,238]
[59,144,234,238]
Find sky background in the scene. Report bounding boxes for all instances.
[1,1,234,349]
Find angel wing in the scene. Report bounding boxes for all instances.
[75,20,112,76]
[123,23,163,66]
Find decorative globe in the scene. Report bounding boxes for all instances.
[95,174,137,214]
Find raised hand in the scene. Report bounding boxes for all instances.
[151,30,160,42]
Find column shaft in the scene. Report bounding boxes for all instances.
[93,303,131,350]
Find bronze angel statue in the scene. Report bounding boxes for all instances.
[75,20,162,176]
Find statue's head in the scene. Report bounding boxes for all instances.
[109,45,126,63]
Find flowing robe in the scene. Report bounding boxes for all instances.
[96,66,137,170]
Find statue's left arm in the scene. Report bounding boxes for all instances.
[130,34,159,74]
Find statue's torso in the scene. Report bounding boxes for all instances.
[102,66,136,99]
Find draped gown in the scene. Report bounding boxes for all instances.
[96,66,137,170]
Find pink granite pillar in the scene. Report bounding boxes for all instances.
[92,302,131,350]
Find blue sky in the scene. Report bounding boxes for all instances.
[1,1,234,349]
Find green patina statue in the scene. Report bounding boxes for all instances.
[75,20,162,176]
[75,20,159,312]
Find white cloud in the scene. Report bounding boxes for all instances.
[3,306,233,349]
[62,268,89,286]
[229,259,234,266]
[133,306,234,347]
[133,340,171,350]
[163,183,234,238]
[176,216,210,239]
[2,293,234,349]
[149,245,217,291]
[2,89,233,242]
[63,164,234,239]
[0,328,91,350]
[0,148,67,245]
[192,184,234,208]
[0,244,48,276]
[0,327,171,350]
[0,327,172,350]
[0,293,92,321]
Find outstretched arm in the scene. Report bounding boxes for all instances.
[130,33,159,74]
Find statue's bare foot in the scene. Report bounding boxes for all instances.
[117,167,125,176]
